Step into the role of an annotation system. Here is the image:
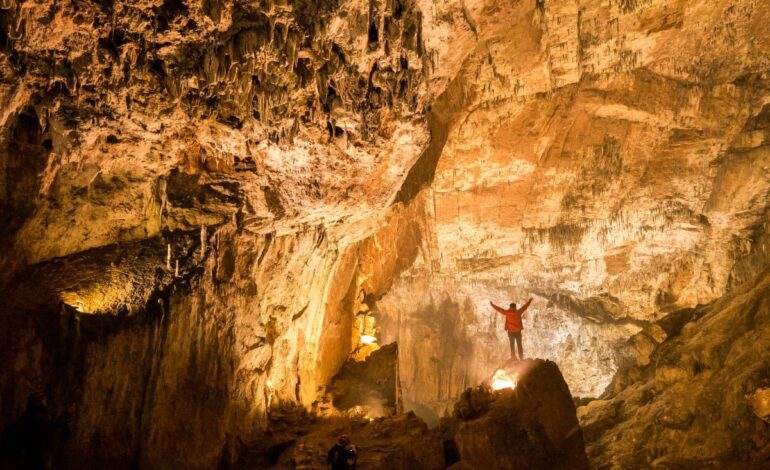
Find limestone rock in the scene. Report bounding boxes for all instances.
[327,342,401,417]
[579,271,770,468]
[451,359,590,470]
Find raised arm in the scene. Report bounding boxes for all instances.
[490,301,508,315]
[517,298,533,314]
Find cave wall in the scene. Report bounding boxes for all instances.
[369,0,770,427]
[579,268,770,467]
[426,0,770,322]
[0,0,473,465]
[0,205,425,468]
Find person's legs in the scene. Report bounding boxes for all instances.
[507,331,516,359]
[514,332,524,360]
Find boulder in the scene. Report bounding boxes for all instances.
[451,359,589,470]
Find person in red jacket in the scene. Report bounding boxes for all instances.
[490,298,533,360]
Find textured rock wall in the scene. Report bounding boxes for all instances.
[579,268,770,467]
[0,0,457,280]
[0,0,455,466]
[375,0,770,427]
[427,0,770,321]
[0,203,424,468]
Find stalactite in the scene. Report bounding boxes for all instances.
[200,225,207,259]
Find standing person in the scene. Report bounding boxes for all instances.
[327,434,357,470]
[490,298,533,360]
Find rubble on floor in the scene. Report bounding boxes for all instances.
[255,359,588,469]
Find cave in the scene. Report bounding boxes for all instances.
[1,0,770,469]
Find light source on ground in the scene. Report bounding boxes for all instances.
[490,368,519,391]
[360,334,377,344]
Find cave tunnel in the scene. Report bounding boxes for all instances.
[1,0,770,469]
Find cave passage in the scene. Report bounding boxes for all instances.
[2,0,770,469]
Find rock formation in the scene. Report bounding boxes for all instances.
[449,359,590,470]
[579,269,770,468]
[376,0,770,425]
[1,0,770,468]
[210,358,587,469]
[326,342,401,418]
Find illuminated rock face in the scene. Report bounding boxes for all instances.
[1,0,770,468]
[451,360,590,469]
[578,271,770,467]
[375,0,770,430]
[0,1,448,467]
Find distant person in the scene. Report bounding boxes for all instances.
[0,391,69,470]
[327,434,357,470]
[490,298,533,360]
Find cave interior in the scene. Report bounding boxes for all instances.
[1,0,770,468]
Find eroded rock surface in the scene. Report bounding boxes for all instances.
[372,0,770,432]
[579,270,770,468]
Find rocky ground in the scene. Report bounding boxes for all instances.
[233,359,588,469]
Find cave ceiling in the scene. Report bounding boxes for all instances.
[3,0,769,315]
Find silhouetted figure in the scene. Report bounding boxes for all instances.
[491,298,533,360]
[0,392,69,470]
[327,434,357,470]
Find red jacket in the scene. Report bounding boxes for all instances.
[492,299,532,333]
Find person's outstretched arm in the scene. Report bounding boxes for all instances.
[518,298,533,314]
[490,301,508,314]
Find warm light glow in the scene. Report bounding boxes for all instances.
[59,293,87,313]
[265,378,274,408]
[490,368,519,391]
[360,334,377,344]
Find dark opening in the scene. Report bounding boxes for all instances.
[393,0,404,19]
[443,439,461,466]
[13,108,42,145]
[368,22,379,45]
[265,441,293,466]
